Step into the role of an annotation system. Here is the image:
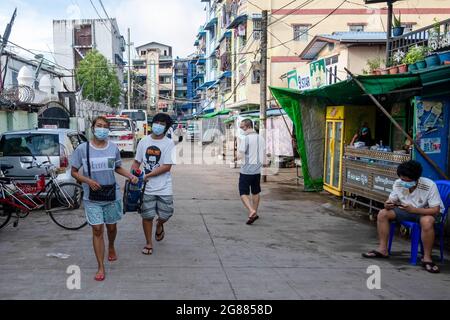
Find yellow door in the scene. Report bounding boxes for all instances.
[324,120,344,196]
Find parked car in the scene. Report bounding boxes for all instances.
[106,116,137,156]
[0,129,86,194]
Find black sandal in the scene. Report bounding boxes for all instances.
[142,247,153,255]
[362,250,389,259]
[246,215,259,225]
[155,224,165,242]
[422,261,440,273]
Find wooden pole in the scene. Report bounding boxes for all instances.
[344,67,449,180]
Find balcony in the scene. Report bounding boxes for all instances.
[388,18,450,66]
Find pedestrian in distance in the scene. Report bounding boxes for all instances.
[237,119,266,225]
[131,113,176,255]
[362,160,444,273]
[71,116,139,281]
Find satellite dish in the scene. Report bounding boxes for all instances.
[18,66,34,87]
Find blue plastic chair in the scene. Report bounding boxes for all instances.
[387,180,450,265]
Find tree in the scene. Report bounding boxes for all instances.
[76,50,121,107]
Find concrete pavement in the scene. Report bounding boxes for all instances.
[0,147,449,299]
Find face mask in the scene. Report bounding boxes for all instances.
[400,180,416,189]
[239,128,247,136]
[152,123,166,136]
[94,128,109,140]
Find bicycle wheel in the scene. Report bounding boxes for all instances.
[0,204,12,230]
[46,182,87,230]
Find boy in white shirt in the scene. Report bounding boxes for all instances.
[362,160,444,273]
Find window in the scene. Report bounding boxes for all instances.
[253,19,262,40]
[349,25,365,32]
[402,23,414,33]
[141,50,146,56]
[0,134,60,157]
[252,69,261,84]
[11,69,19,86]
[293,25,309,42]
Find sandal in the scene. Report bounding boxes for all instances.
[246,215,259,225]
[94,272,105,281]
[142,247,153,255]
[422,261,440,274]
[155,224,165,242]
[362,250,389,259]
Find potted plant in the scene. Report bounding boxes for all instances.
[438,50,450,65]
[365,57,383,75]
[392,12,404,37]
[393,50,407,73]
[387,58,399,74]
[403,45,427,70]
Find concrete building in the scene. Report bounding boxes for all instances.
[174,57,191,116]
[133,42,174,115]
[286,32,387,90]
[52,19,126,92]
[194,0,450,113]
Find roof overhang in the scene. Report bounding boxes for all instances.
[226,14,248,30]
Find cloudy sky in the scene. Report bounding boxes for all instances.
[0,0,206,61]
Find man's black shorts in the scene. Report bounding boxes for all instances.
[239,173,261,196]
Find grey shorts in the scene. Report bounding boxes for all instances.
[393,208,440,224]
[141,194,174,221]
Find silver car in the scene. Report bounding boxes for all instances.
[0,129,87,194]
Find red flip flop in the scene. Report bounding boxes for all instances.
[108,256,117,262]
[94,273,105,281]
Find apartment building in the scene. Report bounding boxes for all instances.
[194,0,450,112]
[133,42,174,114]
[53,19,126,92]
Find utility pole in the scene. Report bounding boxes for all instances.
[0,8,17,91]
[127,28,133,110]
[260,10,268,182]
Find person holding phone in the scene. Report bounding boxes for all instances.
[362,160,444,273]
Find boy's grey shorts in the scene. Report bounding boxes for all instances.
[141,194,174,221]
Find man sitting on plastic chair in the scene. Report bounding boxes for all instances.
[362,160,444,274]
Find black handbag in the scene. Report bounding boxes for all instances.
[86,143,116,202]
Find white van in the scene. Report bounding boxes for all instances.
[120,109,148,142]
[106,116,137,156]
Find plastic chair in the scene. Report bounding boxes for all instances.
[387,180,450,265]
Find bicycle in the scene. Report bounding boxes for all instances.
[0,160,87,230]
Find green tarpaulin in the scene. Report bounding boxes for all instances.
[270,65,450,191]
[200,109,231,118]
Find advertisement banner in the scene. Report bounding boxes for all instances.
[309,59,326,89]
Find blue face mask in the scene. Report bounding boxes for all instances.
[152,123,166,136]
[94,128,110,140]
[400,180,417,189]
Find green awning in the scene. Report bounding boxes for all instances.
[271,73,421,105]
[201,109,232,118]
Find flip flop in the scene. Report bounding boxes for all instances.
[422,261,440,273]
[94,273,105,281]
[108,256,117,262]
[361,250,389,259]
[142,247,153,255]
[155,224,165,242]
[246,215,259,225]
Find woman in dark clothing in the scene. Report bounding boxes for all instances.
[350,123,373,146]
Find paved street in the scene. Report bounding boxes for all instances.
[0,143,449,300]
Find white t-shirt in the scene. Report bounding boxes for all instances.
[238,131,265,175]
[389,177,444,213]
[135,135,176,196]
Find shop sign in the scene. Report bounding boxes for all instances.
[346,169,369,187]
[372,175,396,194]
[309,58,326,89]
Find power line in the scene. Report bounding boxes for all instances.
[268,0,348,50]
[268,0,316,27]
[89,0,112,34]
[98,0,119,35]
